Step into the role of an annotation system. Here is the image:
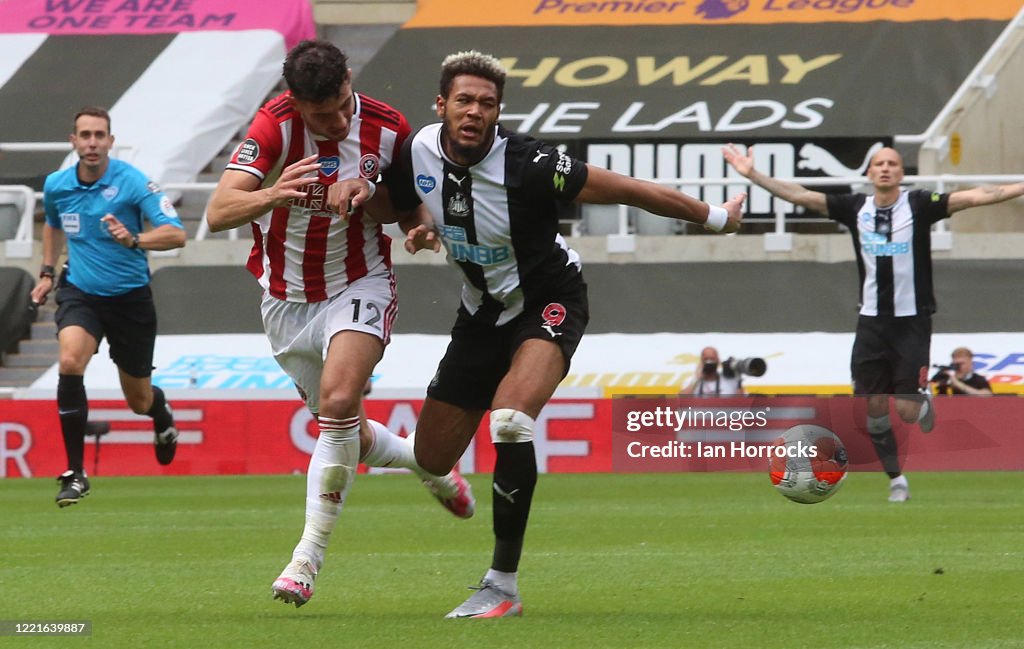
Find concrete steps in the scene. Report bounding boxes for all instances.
[0,302,57,388]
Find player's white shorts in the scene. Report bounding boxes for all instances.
[261,269,397,412]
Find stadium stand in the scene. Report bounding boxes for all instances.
[357,0,1024,240]
[1,0,1023,392]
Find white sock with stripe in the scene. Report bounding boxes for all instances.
[293,414,360,568]
[360,420,456,495]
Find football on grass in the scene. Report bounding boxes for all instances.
[769,424,848,504]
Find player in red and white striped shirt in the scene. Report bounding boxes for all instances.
[208,40,473,608]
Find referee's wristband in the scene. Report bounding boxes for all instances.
[704,205,729,232]
[39,264,55,279]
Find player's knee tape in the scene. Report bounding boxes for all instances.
[490,408,535,444]
[867,414,892,436]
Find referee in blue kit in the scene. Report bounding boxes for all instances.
[31,106,186,508]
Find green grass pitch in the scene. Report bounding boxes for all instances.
[2,471,1021,648]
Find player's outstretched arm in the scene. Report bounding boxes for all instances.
[947,181,1024,214]
[722,143,829,215]
[575,164,745,233]
[207,154,321,232]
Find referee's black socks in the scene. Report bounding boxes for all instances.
[57,374,88,474]
[147,385,173,431]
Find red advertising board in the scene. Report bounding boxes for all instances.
[1,396,1021,478]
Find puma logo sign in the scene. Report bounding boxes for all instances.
[447,172,466,188]
[797,141,884,177]
[533,152,550,163]
[493,483,520,504]
[542,324,562,338]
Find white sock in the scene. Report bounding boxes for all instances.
[293,414,360,568]
[360,419,417,470]
[360,421,456,493]
[890,475,908,488]
[484,568,518,595]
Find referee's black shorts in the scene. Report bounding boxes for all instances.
[427,281,589,411]
[851,314,931,397]
[55,279,158,378]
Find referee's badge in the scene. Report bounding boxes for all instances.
[60,212,80,234]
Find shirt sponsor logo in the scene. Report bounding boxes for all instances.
[236,138,259,165]
[440,225,467,241]
[861,232,908,256]
[102,186,118,201]
[417,174,437,193]
[440,225,510,265]
[447,241,511,266]
[61,212,80,234]
[318,156,341,177]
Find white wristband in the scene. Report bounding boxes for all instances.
[364,178,377,200]
[704,205,728,232]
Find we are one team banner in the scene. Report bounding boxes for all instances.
[0,0,314,47]
[2,396,1021,478]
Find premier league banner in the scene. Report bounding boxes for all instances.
[357,0,1017,216]
[360,1,1018,140]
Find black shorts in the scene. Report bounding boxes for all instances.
[55,280,158,378]
[851,314,931,396]
[427,281,589,411]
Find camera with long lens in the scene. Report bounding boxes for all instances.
[930,364,955,384]
[721,357,767,379]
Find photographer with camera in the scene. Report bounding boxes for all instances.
[681,346,766,397]
[930,347,992,396]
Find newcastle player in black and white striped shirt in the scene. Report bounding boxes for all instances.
[336,51,745,618]
[724,143,1024,503]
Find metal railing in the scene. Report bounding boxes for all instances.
[2,163,1024,254]
[894,5,1024,153]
